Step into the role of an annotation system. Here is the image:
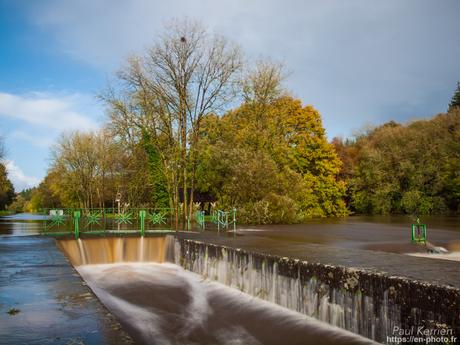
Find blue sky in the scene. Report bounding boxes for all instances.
[0,0,459,191]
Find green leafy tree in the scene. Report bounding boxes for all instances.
[26,175,62,212]
[448,82,460,111]
[141,130,169,208]
[195,63,347,223]
[344,110,460,215]
[0,137,15,210]
[7,195,26,213]
[0,163,15,210]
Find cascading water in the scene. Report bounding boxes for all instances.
[58,236,175,265]
[176,239,460,344]
[57,236,459,345]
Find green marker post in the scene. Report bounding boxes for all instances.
[73,211,81,240]
[139,210,146,236]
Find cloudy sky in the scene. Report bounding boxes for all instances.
[0,0,459,191]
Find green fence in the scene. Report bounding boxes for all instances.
[211,208,237,232]
[42,208,175,238]
[41,207,238,238]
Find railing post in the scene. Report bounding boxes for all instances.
[202,210,205,231]
[139,210,146,237]
[233,208,237,233]
[73,210,81,240]
[217,211,220,232]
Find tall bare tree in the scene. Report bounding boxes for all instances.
[103,18,242,228]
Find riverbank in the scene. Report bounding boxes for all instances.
[0,235,134,345]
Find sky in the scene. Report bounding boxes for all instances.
[0,0,459,191]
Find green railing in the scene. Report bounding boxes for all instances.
[195,210,205,231]
[41,206,238,238]
[42,208,175,239]
[211,208,237,232]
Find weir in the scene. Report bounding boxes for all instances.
[58,236,176,265]
[57,236,460,344]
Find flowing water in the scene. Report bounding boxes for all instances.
[59,237,375,345]
[0,213,47,236]
[77,262,375,345]
[2,213,459,344]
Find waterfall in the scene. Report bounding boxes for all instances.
[58,236,172,265]
[57,236,460,344]
[176,239,460,344]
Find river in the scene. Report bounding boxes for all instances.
[1,213,458,344]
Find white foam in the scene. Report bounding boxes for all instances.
[407,251,460,262]
[77,262,375,345]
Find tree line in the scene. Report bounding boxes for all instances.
[333,107,460,216]
[0,138,15,211]
[3,19,460,223]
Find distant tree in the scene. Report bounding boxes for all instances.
[50,130,124,209]
[0,163,15,210]
[7,195,26,213]
[0,137,4,161]
[343,111,460,215]
[448,81,460,111]
[0,137,15,210]
[26,176,62,212]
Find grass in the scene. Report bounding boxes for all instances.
[0,210,14,216]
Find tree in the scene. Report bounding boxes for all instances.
[26,175,62,212]
[103,18,242,228]
[7,195,26,213]
[448,81,460,111]
[195,63,347,223]
[0,163,14,210]
[50,130,124,209]
[0,136,4,161]
[342,110,460,215]
[0,137,14,210]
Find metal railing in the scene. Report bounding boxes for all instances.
[41,208,175,239]
[41,206,238,238]
[211,208,237,232]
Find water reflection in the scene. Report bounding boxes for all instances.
[0,213,50,236]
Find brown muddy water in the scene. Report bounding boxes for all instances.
[235,215,460,260]
[2,214,459,344]
[59,237,375,345]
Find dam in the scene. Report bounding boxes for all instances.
[55,234,460,344]
[1,214,459,344]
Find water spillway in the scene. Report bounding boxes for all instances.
[57,236,460,344]
[58,236,175,265]
[177,238,460,343]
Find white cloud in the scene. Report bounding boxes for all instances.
[24,0,460,139]
[10,130,55,148]
[4,160,40,191]
[0,91,99,132]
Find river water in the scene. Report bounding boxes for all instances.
[1,213,459,344]
[77,262,374,345]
